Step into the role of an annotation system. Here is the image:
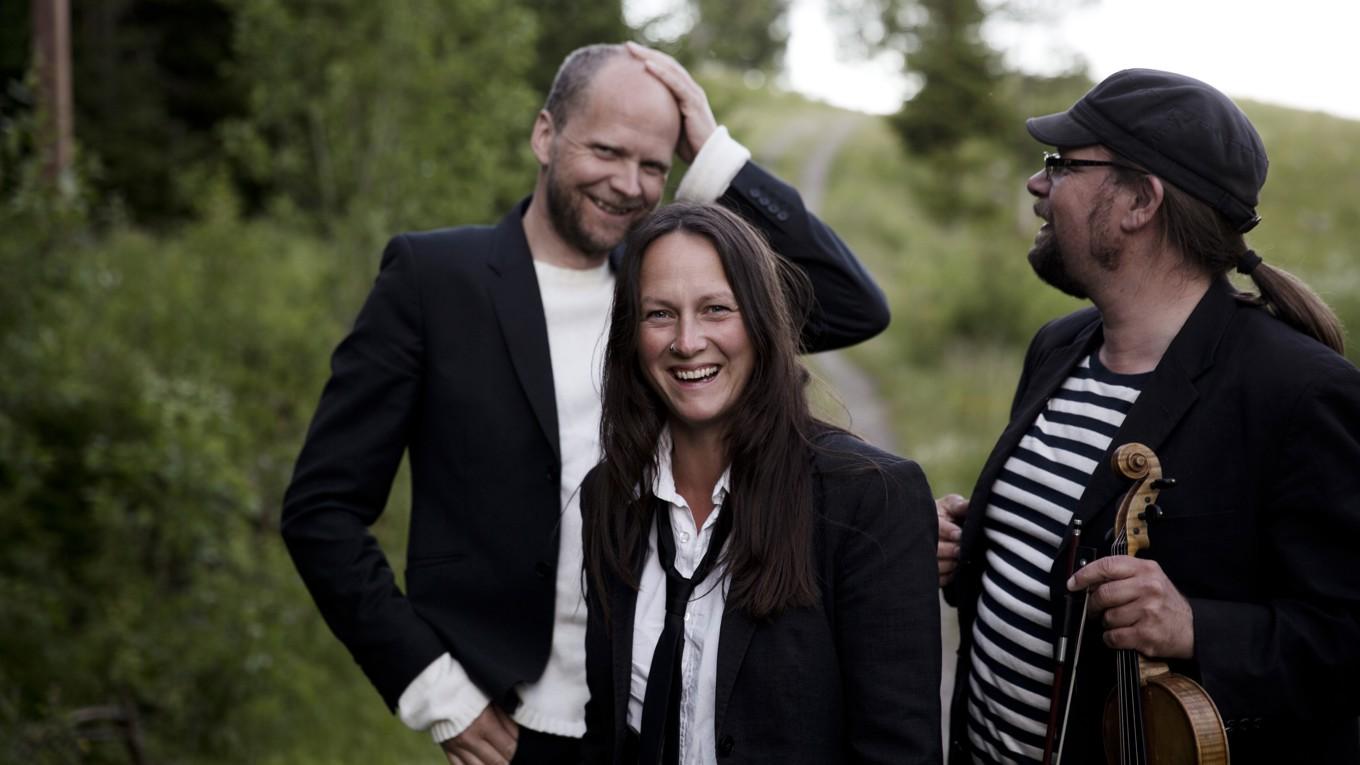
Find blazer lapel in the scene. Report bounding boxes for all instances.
[609,569,639,742]
[1071,281,1236,530]
[1053,280,1237,600]
[486,201,559,460]
[1069,369,1198,532]
[609,511,656,745]
[713,607,757,735]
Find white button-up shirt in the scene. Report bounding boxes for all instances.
[628,433,731,765]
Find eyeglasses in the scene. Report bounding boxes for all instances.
[1042,152,1146,181]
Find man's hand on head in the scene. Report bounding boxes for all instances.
[440,704,519,765]
[625,42,717,164]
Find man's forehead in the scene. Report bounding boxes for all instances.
[590,53,649,85]
[574,57,679,131]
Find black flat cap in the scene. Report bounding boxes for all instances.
[1027,69,1268,233]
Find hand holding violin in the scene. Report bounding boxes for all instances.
[1068,555,1194,659]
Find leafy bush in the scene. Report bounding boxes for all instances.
[0,174,429,762]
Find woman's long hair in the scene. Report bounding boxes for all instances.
[1114,167,1345,353]
[583,202,821,621]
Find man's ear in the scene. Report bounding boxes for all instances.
[531,110,555,167]
[1121,174,1165,233]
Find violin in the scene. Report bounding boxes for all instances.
[1044,443,1231,764]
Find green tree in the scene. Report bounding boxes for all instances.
[891,0,1008,155]
[222,0,540,236]
[684,0,791,72]
[831,0,1008,155]
[0,0,244,222]
[522,0,632,96]
[85,1,243,220]
[630,0,791,73]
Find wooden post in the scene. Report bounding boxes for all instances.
[32,0,74,183]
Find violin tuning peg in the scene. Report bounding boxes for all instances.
[1138,504,1166,522]
[1151,478,1177,490]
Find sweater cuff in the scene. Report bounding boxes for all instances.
[396,652,492,744]
[675,126,751,203]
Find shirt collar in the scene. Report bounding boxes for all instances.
[651,427,732,516]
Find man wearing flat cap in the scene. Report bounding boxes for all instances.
[935,69,1360,763]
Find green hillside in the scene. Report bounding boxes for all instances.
[719,78,1360,493]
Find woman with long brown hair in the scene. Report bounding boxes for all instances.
[580,202,941,764]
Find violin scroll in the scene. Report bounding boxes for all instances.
[1112,443,1156,482]
[1110,443,1165,558]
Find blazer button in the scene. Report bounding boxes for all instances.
[717,735,735,757]
[535,561,553,579]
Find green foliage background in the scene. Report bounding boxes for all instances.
[3,2,1359,763]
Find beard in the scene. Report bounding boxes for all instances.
[1028,224,1089,299]
[1027,194,1121,300]
[543,162,644,260]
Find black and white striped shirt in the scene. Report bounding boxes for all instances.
[966,354,1148,764]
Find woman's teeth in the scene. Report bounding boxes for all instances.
[674,366,718,381]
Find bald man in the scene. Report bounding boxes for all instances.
[281,43,890,764]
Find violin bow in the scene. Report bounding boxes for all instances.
[1047,520,1091,765]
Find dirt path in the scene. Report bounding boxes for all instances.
[760,112,959,751]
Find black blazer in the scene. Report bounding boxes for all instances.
[945,279,1360,764]
[581,433,943,764]
[280,162,891,710]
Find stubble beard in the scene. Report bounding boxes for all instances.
[544,160,646,261]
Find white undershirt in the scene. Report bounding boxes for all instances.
[514,256,613,734]
[629,429,732,765]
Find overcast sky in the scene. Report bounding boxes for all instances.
[786,0,1360,120]
[628,0,1360,121]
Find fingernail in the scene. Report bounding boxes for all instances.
[1066,576,1076,590]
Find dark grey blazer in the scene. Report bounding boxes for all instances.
[582,432,943,764]
[945,279,1360,764]
[280,162,891,711]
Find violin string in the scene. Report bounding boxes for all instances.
[1123,648,1131,765]
[1116,527,1140,765]
[1113,528,1124,765]
[1114,528,1126,765]
[1127,646,1139,763]
[1117,527,1147,765]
